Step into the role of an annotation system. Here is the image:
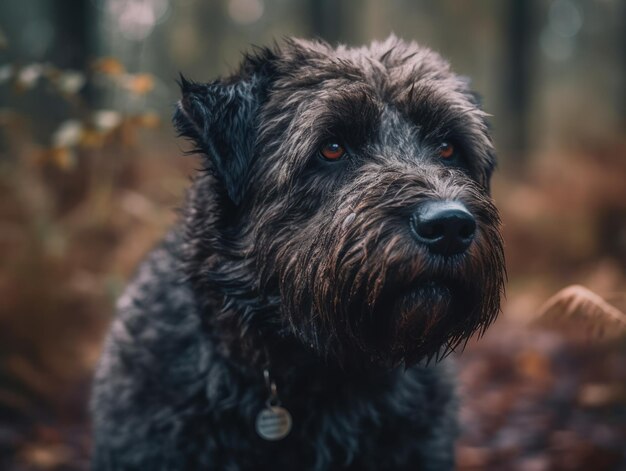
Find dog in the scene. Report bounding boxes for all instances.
[91,36,505,470]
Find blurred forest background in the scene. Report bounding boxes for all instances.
[1,0,625,470]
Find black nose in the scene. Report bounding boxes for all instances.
[411,201,476,255]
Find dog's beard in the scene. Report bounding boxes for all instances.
[371,281,455,361]
[369,277,491,367]
[254,168,505,368]
[275,233,504,368]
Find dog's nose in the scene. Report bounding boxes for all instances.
[411,201,476,255]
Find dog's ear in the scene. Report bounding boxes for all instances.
[173,60,272,205]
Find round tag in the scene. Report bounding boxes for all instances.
[255,406,292,441]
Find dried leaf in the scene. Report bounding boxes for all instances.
[50,147,77,170]
[535,285,626,341]
[52,120,83,148]
[124,73,155,95]
[38,147,77,171]
[79,128,105,148]
[515,350,552,384]
[92,110,122,132]
[16,63,44,89]
[18,443,72,469]
[56,70,86,94]
[578,383,626,407]
[93,57,125,76]
[135,111,160,128]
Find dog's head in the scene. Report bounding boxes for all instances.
[175,37,505,367]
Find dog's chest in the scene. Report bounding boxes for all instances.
[187,361,448,470]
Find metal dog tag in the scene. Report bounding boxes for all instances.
[255,405,292,441]
[256,369,292,441]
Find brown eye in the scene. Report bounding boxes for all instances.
[320,142,346,161]
[438,142,455,159]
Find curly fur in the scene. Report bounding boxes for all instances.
[91,36,505,470]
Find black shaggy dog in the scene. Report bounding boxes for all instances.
[92,36,505,470]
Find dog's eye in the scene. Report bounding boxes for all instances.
[438,142,455,160]
[319,142,346,161]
